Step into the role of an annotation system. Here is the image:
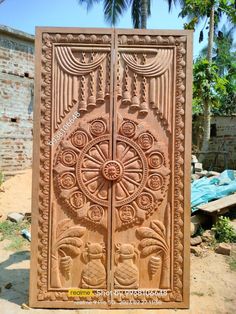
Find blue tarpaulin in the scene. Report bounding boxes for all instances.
[191,170,236,212]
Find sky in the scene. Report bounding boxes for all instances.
[0,0,210,58]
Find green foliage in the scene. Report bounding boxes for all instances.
[0,220,31,250]
[180,1,236,41]
[195,225,204,237]
[212,216,236,243]
[193,58,228,115]
[77,0,152,27]
[198,25,236,115]
[5,237,26,251]
[228,256,236,271]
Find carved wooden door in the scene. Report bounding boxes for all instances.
[30,28,192,309]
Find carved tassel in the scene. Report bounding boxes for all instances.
[160,74,164,119]
[140,54,148,114]
[131,72,140,109]
[79,75,87,112]
[79,53,87,112]
[55,63,60,129]
[88,53,96,108]
[140,77,148,114]
[59,67,64,121]
[72,76,78,104]
[150,77,156,108]
[105,53,110,98]
[131,54,140,109]
[64,72,68,112]
[122,65,131,105]
[116,52,122,99]
[155,76,161,116]
[68,74,72,109]
[96,63,105,104]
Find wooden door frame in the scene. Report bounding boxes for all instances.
[30,27,192,309]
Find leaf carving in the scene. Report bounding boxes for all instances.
[56,219,71,238]
[136,219,168,258]
[140,238,168,254]
[54,221,85,260]
[56,237,83,250]
[150,220,166,237]
[136,227,159,240]
[57,226,86,241]
[140,245,159,257]
[58,244,81,257]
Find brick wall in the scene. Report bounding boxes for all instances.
[0,26,34,176]
[202,116,236,171]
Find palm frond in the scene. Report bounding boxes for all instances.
[147,0,151,17]
[131,0,141,28]
[104,0,128,26]
[77,0,101,11]
[166,0,176,12]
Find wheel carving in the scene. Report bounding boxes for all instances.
[54,118,170,229]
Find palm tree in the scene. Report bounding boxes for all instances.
[78,0,176,29]
[177,0,236,157]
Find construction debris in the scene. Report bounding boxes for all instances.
[190,236,202,246]
[202,230,215,243]
[7,212,24,223]
[190,246,203,257]
[191,169,236,211]
[21,303,31,310]
[21,229,31,242]
[215,243,232,256]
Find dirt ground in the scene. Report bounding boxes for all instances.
[0,170,236,314]
[0,169,32,220]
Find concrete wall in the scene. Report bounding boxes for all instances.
[0,25,34,176]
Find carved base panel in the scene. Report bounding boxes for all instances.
[30,28,192,309]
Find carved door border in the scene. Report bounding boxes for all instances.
[30,27,192,309]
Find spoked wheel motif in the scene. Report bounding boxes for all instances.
[54,118,170,230]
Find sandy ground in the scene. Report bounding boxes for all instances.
[0,169,32,220]
[0,170,236,314]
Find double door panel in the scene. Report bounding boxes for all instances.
[30,28,192,309]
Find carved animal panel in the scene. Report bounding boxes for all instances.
[30,28,192,309]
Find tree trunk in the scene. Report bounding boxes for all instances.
[141,0,148,29]
[207,5,214,62]
[200,5,214,160]
[201,100,211,154]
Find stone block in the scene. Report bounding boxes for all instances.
[190,235,202,246]
[7,212,24,223]
[215,243,231,256]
